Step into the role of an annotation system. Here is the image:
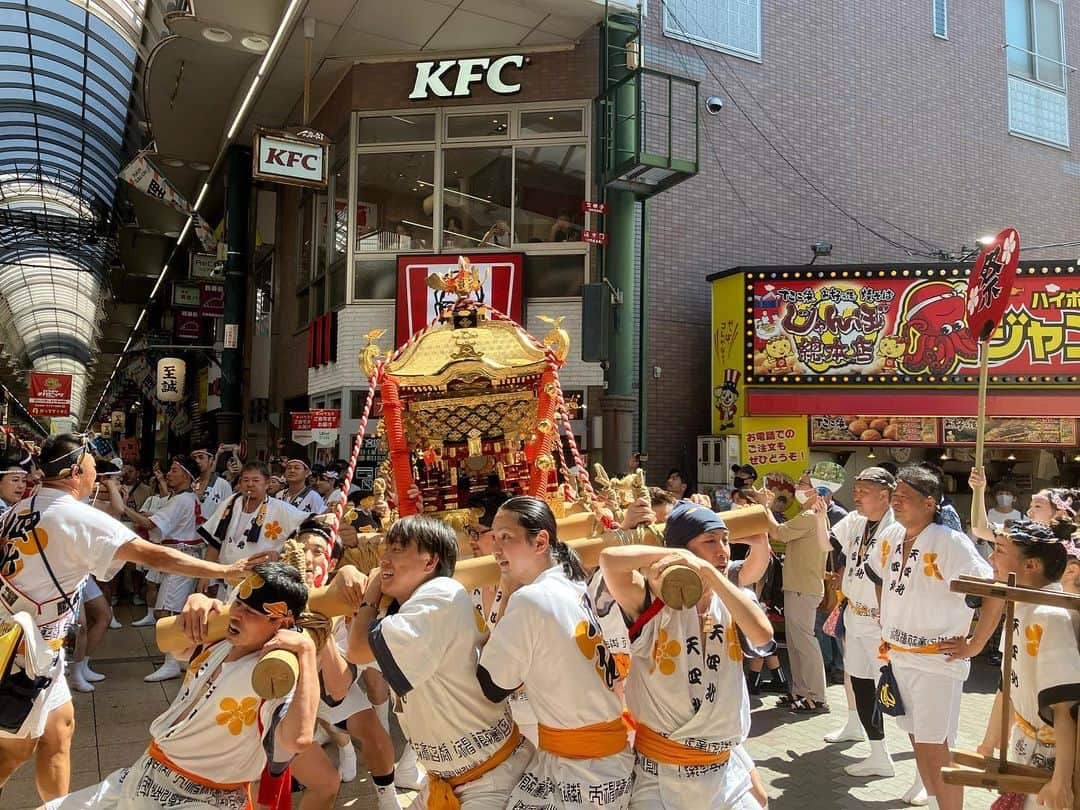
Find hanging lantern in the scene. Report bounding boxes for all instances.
[156,358,186,402]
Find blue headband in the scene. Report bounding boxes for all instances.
[664,501,727,549]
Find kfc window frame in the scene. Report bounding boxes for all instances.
[350,102,592,303]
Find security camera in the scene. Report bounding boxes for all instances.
[705,96,724,115]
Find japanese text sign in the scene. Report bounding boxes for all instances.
[28,372,71,417]
[966,228,1020,341]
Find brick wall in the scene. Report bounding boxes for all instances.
[640,1,1080,481]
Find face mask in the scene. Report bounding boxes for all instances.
[733,477,747,489]
[795,490,811,504]
[996,494,1014,508]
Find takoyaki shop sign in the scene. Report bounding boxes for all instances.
[744,265,1080,385]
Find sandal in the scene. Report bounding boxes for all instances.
[775,693,798,707]
[790,698,831,714]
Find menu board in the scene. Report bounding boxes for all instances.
[810,416,939,445]
[942,417,1077,447]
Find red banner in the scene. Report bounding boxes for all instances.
[748,267,1080,383]
[310,409,340,429]
[28,372,72,417]
[396,253,523,343]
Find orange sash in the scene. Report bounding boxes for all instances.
[538,717,629,760]
[146,740,248,792]
[878,640,940,661]
[426,727,523,810]
[1014,709,1056,746]
[632,722,730,767]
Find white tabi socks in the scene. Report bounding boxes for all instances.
[145,653,182,682]
[844,739,894,777]
[824,710,865,743]
[903,769,929,806]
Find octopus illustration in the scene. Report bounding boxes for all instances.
[896,280,978,374]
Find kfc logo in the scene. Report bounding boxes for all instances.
[409,55,527,100]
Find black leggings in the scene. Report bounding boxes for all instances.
[851,675,884,740]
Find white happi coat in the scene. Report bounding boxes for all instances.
[370,577,527,781]
[1001,583,1080,783]
[0,488,134,738]
[832,508,897,679]
[47,640,289,810]
[197,474,234,524]
[277,486,326,515]
[869,522,992,679]
[198,494,307,565]
[480,566,634,810]
[624,589,753,809]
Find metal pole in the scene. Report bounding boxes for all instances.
[638,197,649,467]
[217,145,252,444]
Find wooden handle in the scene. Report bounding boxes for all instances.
[658,565,703,610]
[253,649,300,700]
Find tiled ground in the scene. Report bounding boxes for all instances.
[7,605,1001,809]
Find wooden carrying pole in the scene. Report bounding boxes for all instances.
[974,339,991,472]
[156,505,773,697]
[942,575,1080,806]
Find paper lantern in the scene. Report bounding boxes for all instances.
[156,358,186,402]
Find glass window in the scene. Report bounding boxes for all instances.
[447,112,509,139]
[355,151,434,253]
[357,114,436,144]
[1006,0,1064,89]
[313,194,329,280]
[296,287,309,330]
[524,254,585,298]
[442,147,512,251]
[514,144,586,244]
[662,0,761,61]
[520,109,584,137]
[329,260,346,309]
[297,197,313,288]
[311,277,326,317]
[353,259,398,301]
[331,162,348,264]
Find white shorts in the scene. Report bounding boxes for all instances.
[407,740,533,810]
[145,568,164,585]
[152,545,203,613]
[630,743,757,810]
[0,654,71,741]
[842,622,880,681]
[82,577,103,602]
[891,661,963,744]
[318,679,373,726]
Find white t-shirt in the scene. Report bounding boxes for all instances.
[149,491,200,543]
[987,507,1022,527]
[369,577,519,779]
[0,487,135,645]
[869,522,993,679]
[277,487,326,515]
[198,495,307,565]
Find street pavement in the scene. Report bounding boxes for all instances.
[7,605,1001,809]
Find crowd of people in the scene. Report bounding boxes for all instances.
[0,433,1077,810]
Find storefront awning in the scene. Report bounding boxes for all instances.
[747,389,1080,419]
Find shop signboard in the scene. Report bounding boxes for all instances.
[310,409,340,448]
[409,55,526,100]
[28,372,71,417]
[50,416,74,435]
[743,266,1080,384]
[582,230,608,245]
[199,283,225,316]
[711,274,746,434]
[810,415,938,445]
[354,435,386,492]
[290,411,313,445]
[396,253,524,342]
[582,201,607,215]
[253,130,328,189]
[942,417,1077,447]
[739,416,809,520]
[172,282,200,308]
[189,252,219,280]
[175,309,201,340]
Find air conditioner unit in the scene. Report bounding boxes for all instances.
[697,435,741,488]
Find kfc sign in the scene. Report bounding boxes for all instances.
[253,132,328,188]
[409,55,527,100]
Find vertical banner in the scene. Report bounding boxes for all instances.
[28,372,72,417]
[740,416,809,518]
[711,275,746,434]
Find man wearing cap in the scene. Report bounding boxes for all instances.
[198,461,308,597]
[46,562,320,810]
[822,467,900,778]
[755,475,832,713]
[0,434,262,803]
[109,454,207,683]
[278,452,327,515]
[867,465,1000,810]
[599,501,774,809]
[976,520,1080,810]
[191,444,234,523]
